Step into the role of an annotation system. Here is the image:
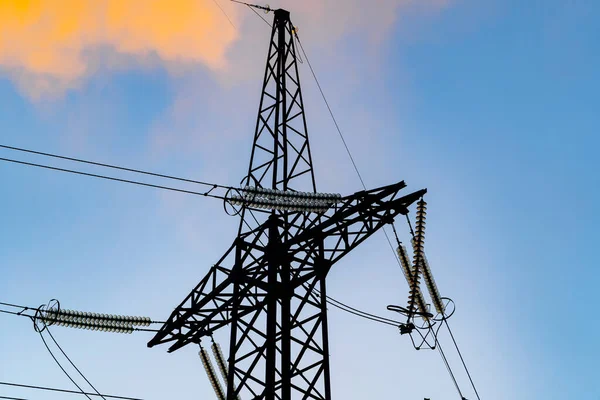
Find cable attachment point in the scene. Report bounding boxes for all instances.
[33,299,61,333]
[387,304,441,350]
[387,304,433,321]
[230,0,271,13]
[224,187,244,216]
[399,322,415,335]
[432,297,456,322]
[199,342,226,400]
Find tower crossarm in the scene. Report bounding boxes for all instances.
[148,224,274,351]
[286,181,426,287]
[148,181,426,353]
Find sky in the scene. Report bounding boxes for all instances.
[0,0,598,399]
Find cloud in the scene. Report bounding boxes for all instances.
[0,0,451,100]
[0,0,240,99]
[149,0,452,153]
[288,0,450,45]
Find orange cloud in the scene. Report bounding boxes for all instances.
[0,0,239,98]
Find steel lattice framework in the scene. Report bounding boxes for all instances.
[148,8,426,400]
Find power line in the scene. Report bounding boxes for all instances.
[1,300,166,329]
[0,382,143,400]
[315,289,469,400]
[444,319,481,400]
[229,0,271,13]
[46,329,106,400]
[312,288,401,326]
[212,0,236,29]
[0,301,28,309]
[245,3,272,27]
[229,0,272,27]
[326,299,399,327]
[37,331,93,400]
[295,33,408,281]
[436,340,465,399]
[295,31,410,316]
[0,307,160,334]
[0,144,225,190]
[296,31,475,400]
[0,157,225,200]
[0,302,35,319]
[295,36,366,189]
[0,309,26,317]
[313,289,469,399]
[0,396,31,400]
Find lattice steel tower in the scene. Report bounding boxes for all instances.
[148,8,426,400]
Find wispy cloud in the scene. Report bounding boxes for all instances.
[0,0,240,99]
[0,0,451,100]
[148,0,453,160]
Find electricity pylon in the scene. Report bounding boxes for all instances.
[148,8,426,400]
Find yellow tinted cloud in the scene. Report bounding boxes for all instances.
[0,0,239,98]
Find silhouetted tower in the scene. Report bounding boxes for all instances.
[148,8,426,400]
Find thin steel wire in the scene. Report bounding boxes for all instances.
[298,38,463,398]
[312,288,401,326]
[0,309,25,317]
[212,0,236,28]
[325,300,399,327]
[0,301,27,309]
[296,33,406,281]
[444,319,481,400]
[436,340,464,399]
[230,0,271,13]
[0,157,225,200]
[37,331,93,400]
[295,35,366,189]
[0,144,226,189]
[45,329,106,400]
[2,301,164,327]
[404,213,469,398]
[0,381,143,400]
[246,4,271,26]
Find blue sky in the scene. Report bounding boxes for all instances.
[1,0,598,399]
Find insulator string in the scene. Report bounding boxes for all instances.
[406,198,427,319]
[199,345,226,400]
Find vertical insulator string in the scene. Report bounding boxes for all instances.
[211,341,242,400]
[406,198,427,320]
[199,346,226,400]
